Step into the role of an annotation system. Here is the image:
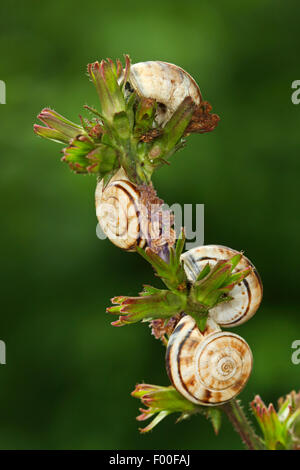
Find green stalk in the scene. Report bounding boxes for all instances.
[222,399,264,450]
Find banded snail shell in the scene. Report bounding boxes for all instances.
[95,168,146,251]
[127,61,202,126]
[166,315,253,405]
[181,245,263,327]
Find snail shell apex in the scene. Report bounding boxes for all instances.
[181,245,263,327]
[128,61,202,126]
[166,315,253,405]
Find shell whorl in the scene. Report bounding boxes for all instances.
[166,315,253,405]
[95,168,146,251]
[181,245,263,327]
[127,61,202,126]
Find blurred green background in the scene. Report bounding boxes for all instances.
[1,0,300,450]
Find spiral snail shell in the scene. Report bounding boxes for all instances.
[181,245,263,327]
[166,315,253,405]
[125,61,202,126]
[95,168,146,251]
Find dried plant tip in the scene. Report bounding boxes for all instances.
[184,101,220,135]
[150,313,184,343]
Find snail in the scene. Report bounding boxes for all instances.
[95,167,175,253]
[166,315,253,405]
[181,245,263,327]
[95,167,146,251]
[123,61,202,126]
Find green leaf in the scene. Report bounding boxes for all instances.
[33,125,70,144]
[113,111,131,139]
[222,267,252,289]
[148,97,195,160]
[140,285,163,296]
[136,231,187,291]
[196,263,211,281]
[88,60,126,123]
[186,312,208,332]
[62,137,117,175]
[132,384,198,433]
[191,254,252,310]
[175,228,186,264]
[34,108,85,144]
[134,97,157,136]
[228,253,242,270]
[206,408,222,435]
[107,289,186,326]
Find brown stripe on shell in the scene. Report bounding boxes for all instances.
[165,343,173,383]
[196,256,217,261]
[201,389,212,403]
[227,279,251,325]
[179,355,196,367]
[231,379,244,393]
[176,324,198,398]
[253,268,263,291]
[111,182,142,251]
[165,316,191,382]
[185,375,197,388]
[209,391,223,404]
[166,317,202,403]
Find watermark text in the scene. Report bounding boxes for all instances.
[0,340,6,365]
[0,80,6,104]
[291,340,300,365]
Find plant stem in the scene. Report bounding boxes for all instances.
[222,399,264,450]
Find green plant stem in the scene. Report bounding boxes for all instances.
[222,399,264,450]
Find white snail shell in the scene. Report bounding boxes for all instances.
[166,315,253,405]
[181,245,263,327]
[95,168,146,251]
[126,61,202,126]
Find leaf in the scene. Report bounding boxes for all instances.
[194,314,208,332]
[134,97,157,136]
[149,97,195,159]
[136,230,187,291]
[192,254,253,310]
[62,138,117,175]
[140,285,162,296]
[222,267,252,289]
[34,108,85,144]
[175,228,186,264]
[107,289,186,326]
[206,408,222,435]
[88,60,126,122]
[113,111,131,140]
[196,263,211,281]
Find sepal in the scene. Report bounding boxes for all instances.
[87,59,126,123]
[34,108,85,144]
[62,137,117,175]
[131,383,222,434]
[191,253,252,308]
[148,97,195,162]
[107,288,186,327]
[134,97,157,138]
[131,384,197,433]
[251,392,300,450]
[137,229,187,291]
